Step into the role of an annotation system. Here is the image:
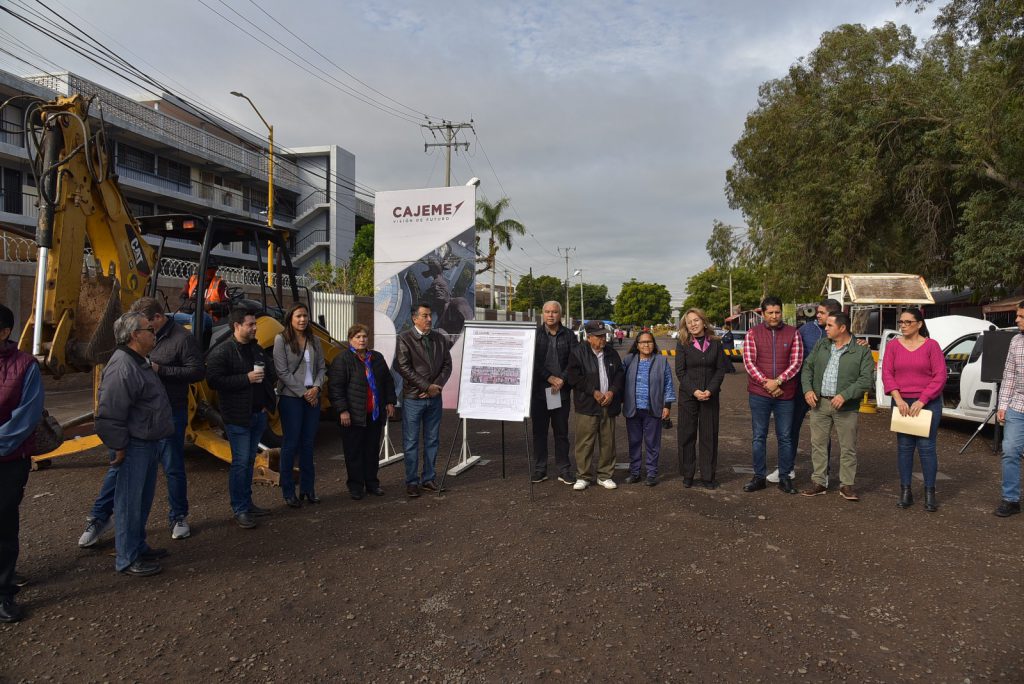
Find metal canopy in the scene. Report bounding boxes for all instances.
[822,273,934,306]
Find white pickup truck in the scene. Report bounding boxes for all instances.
[874,315,1003,424]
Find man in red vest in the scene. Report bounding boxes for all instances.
[0,304,44,622]
[741,296,804,494]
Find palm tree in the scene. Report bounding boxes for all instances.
[475,197,525,308]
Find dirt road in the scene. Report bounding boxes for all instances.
[3,369,1022,682]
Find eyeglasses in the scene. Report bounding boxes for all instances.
[897,320,918,326]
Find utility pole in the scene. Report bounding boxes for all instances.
[504,269,511,311]
[423,120,472,187]
[557,246,575,327]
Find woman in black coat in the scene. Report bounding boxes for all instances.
[327,323,396,499]
[675,308,730,488]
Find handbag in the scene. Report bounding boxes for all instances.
[31,409,64,456]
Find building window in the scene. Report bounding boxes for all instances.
[126,198,154,218]
[157,157,191,186]
[1,105,24,147]
[118,143,154,173]
[1,167,23,214]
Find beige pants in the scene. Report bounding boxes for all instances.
[574,409,616,481]
[808,401,859,486]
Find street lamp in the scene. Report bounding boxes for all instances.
[572,268,584,327]
[230,90,275,278]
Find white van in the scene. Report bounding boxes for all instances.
[874,315,1000,424]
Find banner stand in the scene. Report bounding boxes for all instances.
[438,418,533,501]
[378,420,403,467]
[446,418,481,476]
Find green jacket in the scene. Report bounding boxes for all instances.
[800,337,875,411]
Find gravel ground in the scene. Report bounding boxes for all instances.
[3,359,1022,682]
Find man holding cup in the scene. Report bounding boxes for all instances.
[207,307,278,528]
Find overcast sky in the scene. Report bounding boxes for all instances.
[2,0,940,302]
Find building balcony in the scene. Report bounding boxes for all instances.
[117,164,193,195]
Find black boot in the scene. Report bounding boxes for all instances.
[896,486,913,509]
[924,488,938,512]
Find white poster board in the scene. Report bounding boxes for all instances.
[456,321,536,421]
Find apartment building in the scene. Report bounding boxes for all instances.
[0,69,371,272]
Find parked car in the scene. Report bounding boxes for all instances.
[874,315,1001,424]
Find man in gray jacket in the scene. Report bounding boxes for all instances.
[78,298,204,548]
[95,312,173,577]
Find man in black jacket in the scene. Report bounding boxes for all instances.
[206,307,278,528]
[567,320,625,491]
[395,302,452,498]
[530,301,577,484]
[78,298,205,548]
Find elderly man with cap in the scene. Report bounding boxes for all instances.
[567,320,625,490]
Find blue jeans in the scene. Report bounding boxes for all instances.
[896,397,942,487]
[749,394,795,479]
[113,438,160,571]
[1001,408,1024,503]
[89,408,188,525]
[626,409,663,477]
[226,412,268,515]
[402,395,442,485]
[277,395,320,498]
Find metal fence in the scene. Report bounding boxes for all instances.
[311,290,355,341]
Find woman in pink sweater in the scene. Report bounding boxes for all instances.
[881,308,946,512]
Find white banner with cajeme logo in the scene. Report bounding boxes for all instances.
[374,185,477,409]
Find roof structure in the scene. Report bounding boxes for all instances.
[822,273,934,306]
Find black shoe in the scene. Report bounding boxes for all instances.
[299,492,321,504]
[419,481,437,493]
[406,485,420,498]
[235,512,258,529]
[897,485,914,509]
[557,474,577,485]
[778,476,797,495]
[924,488,938,512]
[249,505,272,517]
[530,473,549,484]
[683,477,694,488]
[12,573,28,588]
[369,487,385,497]
[284,496,302,508]
[140,547,169,561]
[995,500,1021,517]
[349,489,365,501]
[0,597,23,623]
[624,474,642,484]
[644,477,658,487]
[121,560,162,577]
[743,477,767,493]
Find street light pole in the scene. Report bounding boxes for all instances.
[573,268,584,326]
[231,91,275,278]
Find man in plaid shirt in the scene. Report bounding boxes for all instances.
[995,301,1024,518]
[742,296,804,494]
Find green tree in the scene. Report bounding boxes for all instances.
[614,279,672,326]
[682,265,764,322]
[569,283,613,321]
[349,224,375,297]
[307,261,357,294]
[510,273,564,312]
[475,198,525,306]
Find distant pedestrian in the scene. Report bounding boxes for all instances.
[614,328,625,347]
[799,312,875,502]
[94,312,173,576]
[395,303,452,498]
[567,320,624,490]
[530,301,578,485]
[882,308,945,512]
[273,303,326,507]
[328,323,396,500]
[622,331,675,486]
[78,298,204,548]
[742,296,803,495]
[0,304,43,621]
[675,308,729,488]
[206,307,278,528]
[995,301,1024,518]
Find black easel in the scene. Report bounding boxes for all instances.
[959,381,1002,454]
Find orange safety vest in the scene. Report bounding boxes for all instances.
[187,274,226,303]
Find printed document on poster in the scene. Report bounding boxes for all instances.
[457,326,535,421]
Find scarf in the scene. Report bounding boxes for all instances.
[351,347,380,421]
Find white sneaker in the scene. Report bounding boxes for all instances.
[766,468,795,484]
[597,478,618,490]
[171,518,191,540]
[573,479,589,491]
[78,517,112,548]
